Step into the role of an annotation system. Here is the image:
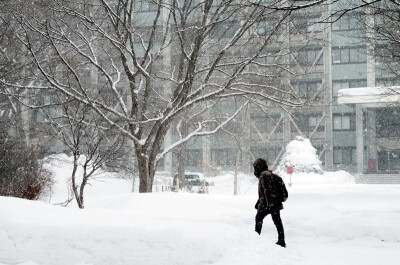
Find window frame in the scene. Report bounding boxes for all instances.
[333,147,356,165]
[333,115,353,131]
[332,14,363,31]
[332,46,366,64]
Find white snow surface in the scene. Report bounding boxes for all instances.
[337,86,400,105]
[1,156,400,265]
[338,86,400,96]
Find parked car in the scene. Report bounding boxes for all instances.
[173,172,214,187]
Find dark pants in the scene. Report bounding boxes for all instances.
[255,207,285,241]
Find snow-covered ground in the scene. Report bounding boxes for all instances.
[1,156,400,265]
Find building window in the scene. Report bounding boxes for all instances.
[292,113,325,132]
[315,145,325,165]
[186,149,202,166]
[133,26,157,43]
[251,113,283,133]
[308,115,325,132]
[214,20,241,38]
[376,108,400,137]
[332,14,363,31]
[290,15,324,34]
[378,150,400,173]
[269,114,283,133]
[135,1,158,12]
[308,16,325,32]
[266,146,281,164]
[333,114,355,131]
[212,149,236,166]
[172,149,203,167]
[375,43,400,63]
[333,147,356,164]
[332,47,366,64]
[262,49,280,64]
[376,78,400,87]
[291,79,323,99]
[251,146,281,165]
[308,116,319,128]
[332,79,367,98]
[293,48,323,66]
[251,147,268,162]
[256,19,281,36]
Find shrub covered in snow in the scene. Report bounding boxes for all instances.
[278,136,323,174]
[0,128,53,200]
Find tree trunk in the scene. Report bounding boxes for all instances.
[177,142,187,185]
[71,154,83,209]
[137,154,153,193]
[234,150,240,196]
[78,164,89,209]
[15,103,28,148]
[177,120,189,185]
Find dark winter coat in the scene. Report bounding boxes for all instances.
[256,171,288,211]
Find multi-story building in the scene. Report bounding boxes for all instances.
[158,1,400,182]
[2,1,398,182]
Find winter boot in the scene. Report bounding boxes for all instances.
[255,222,263,235]
[276,239,286,248]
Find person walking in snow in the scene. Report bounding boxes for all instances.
[253,158,288,247]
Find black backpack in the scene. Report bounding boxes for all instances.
[273,173,288,202]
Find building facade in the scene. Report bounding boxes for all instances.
[2,0,399,180]
[159,1,400,179]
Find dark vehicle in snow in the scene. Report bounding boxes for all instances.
[173,172,214,187]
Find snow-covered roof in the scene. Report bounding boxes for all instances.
[338,86,400,107]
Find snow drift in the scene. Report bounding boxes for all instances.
[1,155,399,265]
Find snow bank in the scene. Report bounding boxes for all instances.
[1,183,400,265]
[1,155,399,265]
[280,171,355,187]
[278,136,323,174]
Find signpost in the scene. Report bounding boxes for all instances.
[286,165,294,187]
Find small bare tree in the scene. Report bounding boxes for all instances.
[46,102,125,208]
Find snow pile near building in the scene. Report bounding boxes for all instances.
[278,136,323,174]
[280,171,355,187]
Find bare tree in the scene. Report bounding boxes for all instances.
[0,4,29,145]
[1,0,315,192]
[46,101,125,208]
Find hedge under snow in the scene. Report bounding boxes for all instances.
[278,136,323,174]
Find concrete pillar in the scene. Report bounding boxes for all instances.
[365,5,376,174]
[356,105,364,174]
[366,3,375,89]
[367,110,377,173]
[323,3,333,171]
[283,113,291,144]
